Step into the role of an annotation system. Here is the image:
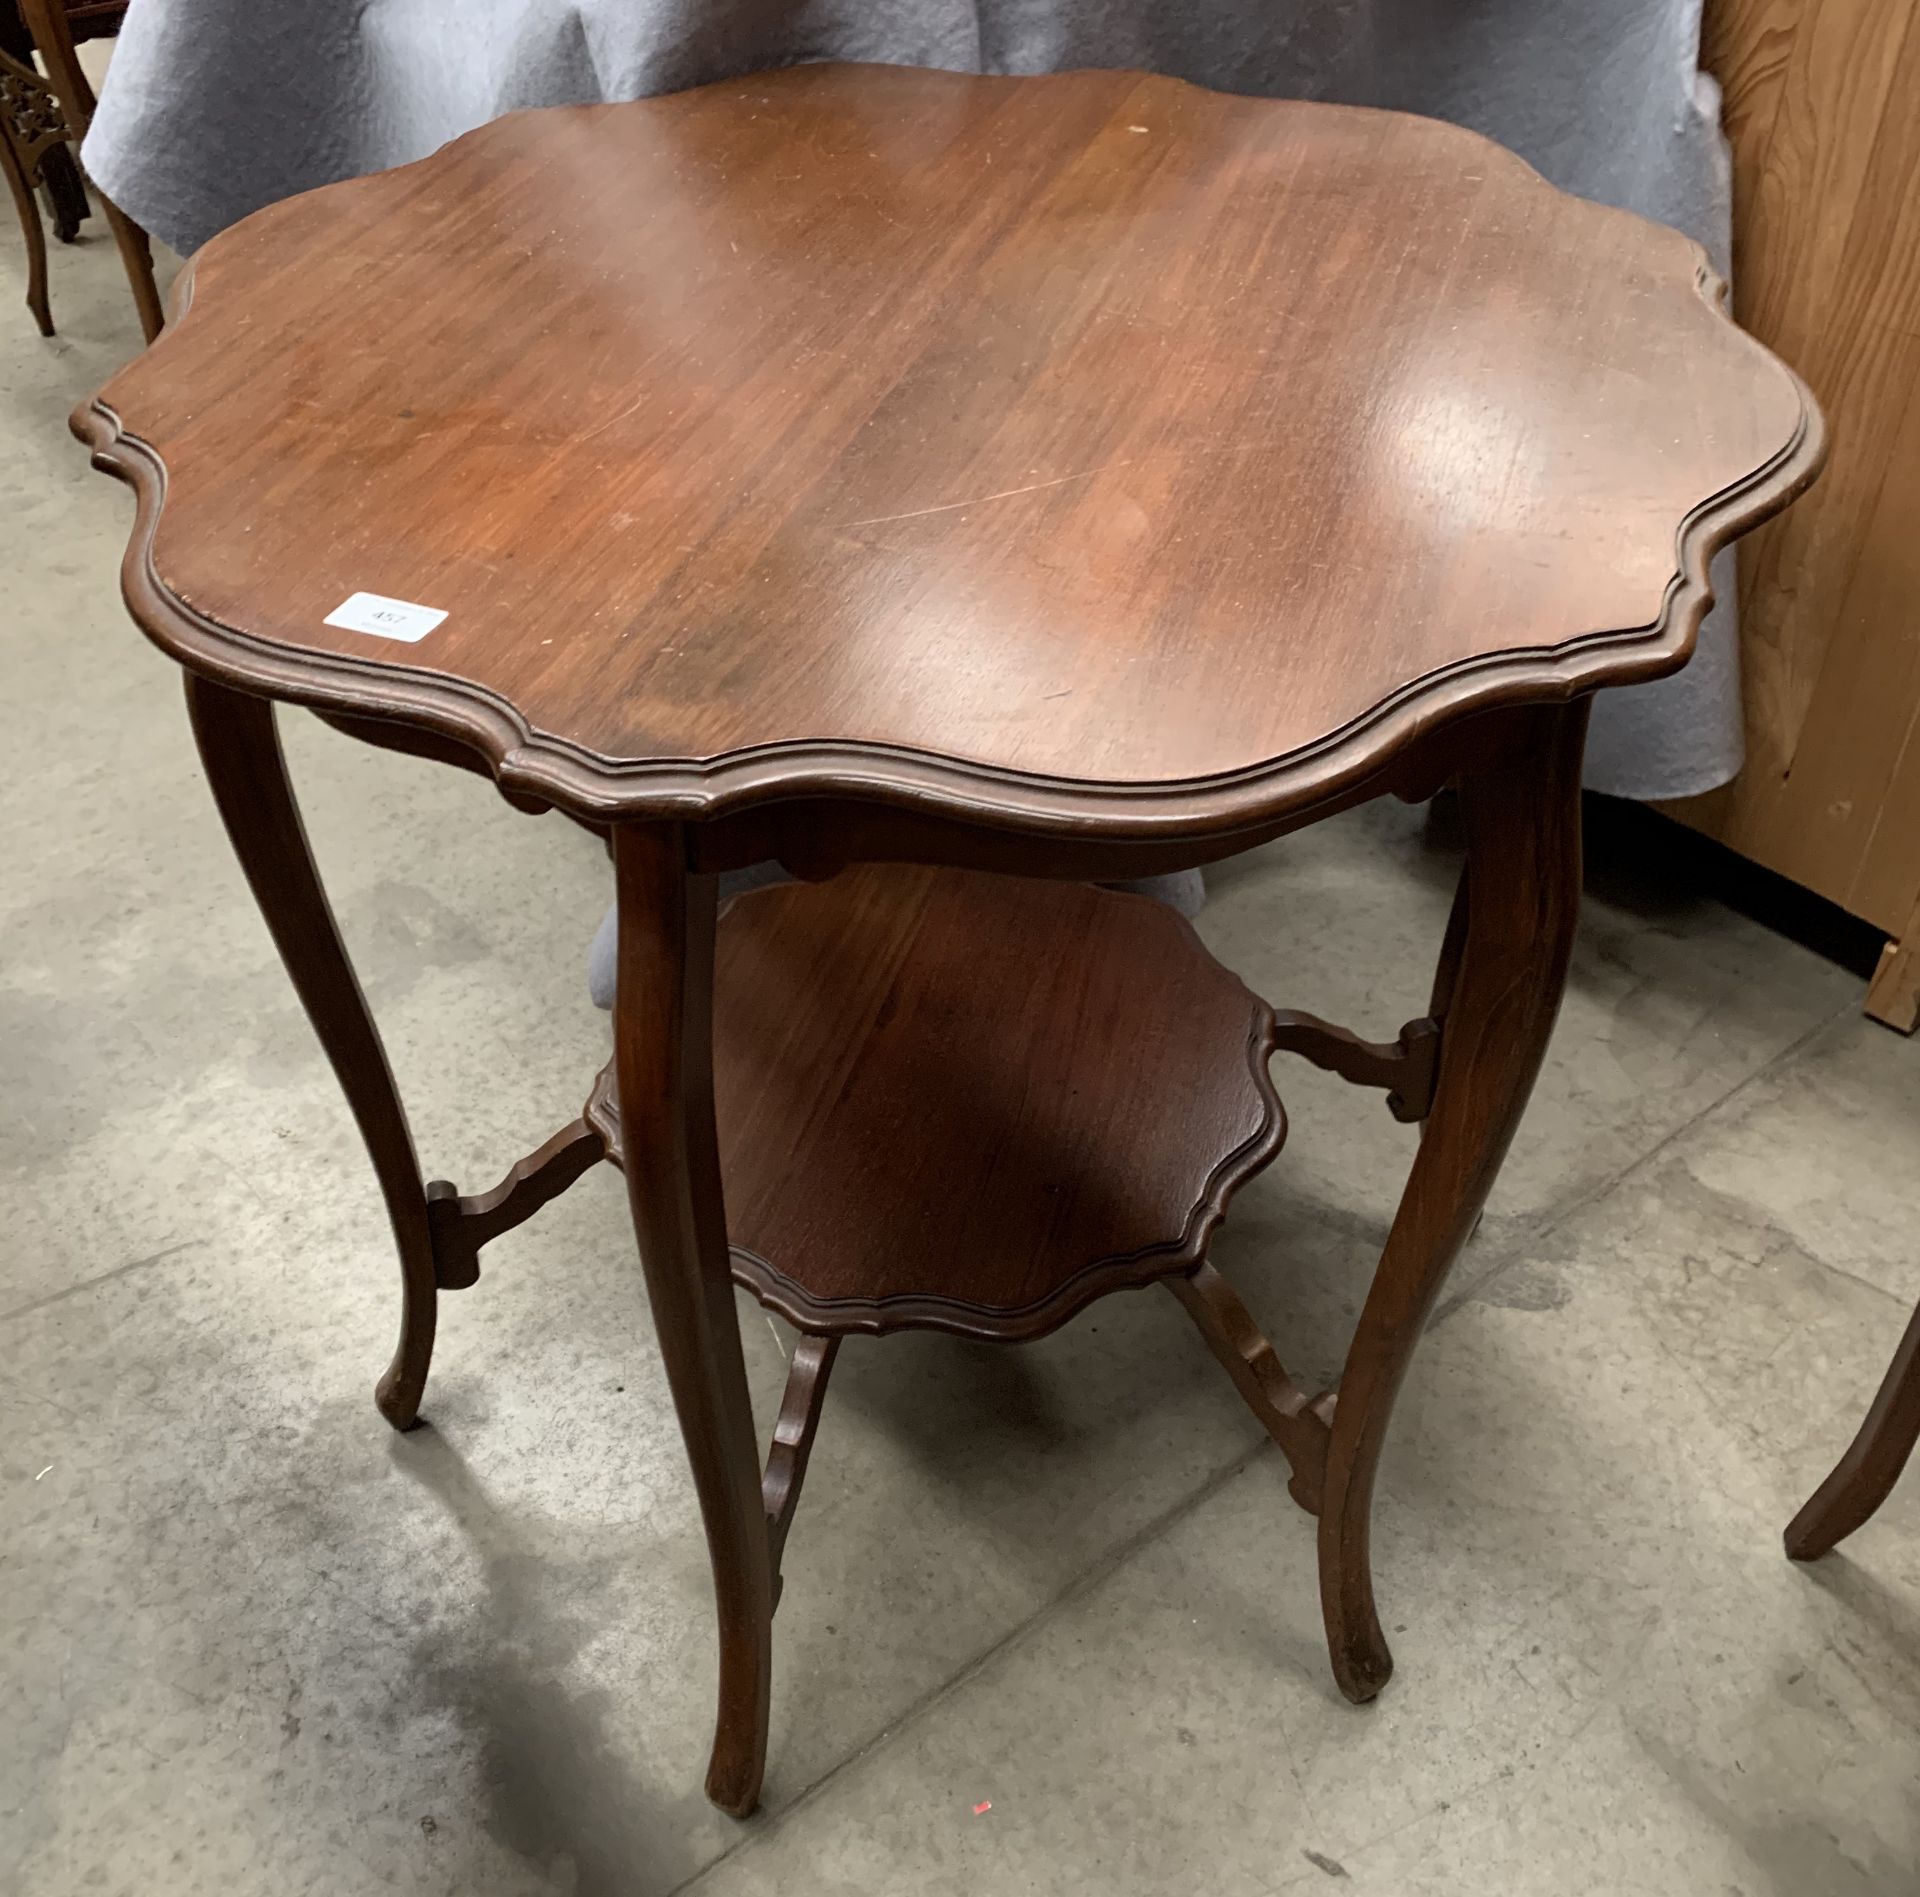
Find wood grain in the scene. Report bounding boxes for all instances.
[589,864,1286,1340]
[79,64,1817,834]
[1678,1,1920,974]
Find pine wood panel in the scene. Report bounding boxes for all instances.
[1678,0,1920,1011]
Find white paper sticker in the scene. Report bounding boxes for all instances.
[324,592,447,642]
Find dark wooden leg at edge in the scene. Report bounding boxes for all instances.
[1785,1297,1920,1560]
[1318,702,1588,1702]
[1,126,51,335]
[613,823,774,1818]
[184,677,439,1430]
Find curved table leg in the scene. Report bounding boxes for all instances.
[612,824,773,1818]
[1785,1296,1920,1560]
[1429,860,1469,1024]
[184,678,439,1430]
[1318,701,1588,1702]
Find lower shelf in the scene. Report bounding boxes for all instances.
[589,864,1286,1341]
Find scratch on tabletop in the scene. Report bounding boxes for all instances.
[839,463,1129,528]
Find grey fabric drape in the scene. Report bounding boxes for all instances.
[86,0,1742,796]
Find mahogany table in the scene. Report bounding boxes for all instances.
[79,65,1820,1818]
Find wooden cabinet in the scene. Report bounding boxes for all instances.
[1673,0,1920,1027]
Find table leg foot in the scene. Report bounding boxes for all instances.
[375,1345,433,1432]
[1328,1612,1395,1703]
[1317,704,1587,1705]
[1784,1295,1920,1560]
[185,678,440,1432]
[613,825,774,1818]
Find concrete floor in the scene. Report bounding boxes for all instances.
[6,222,1920,1897]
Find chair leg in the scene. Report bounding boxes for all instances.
[1785,1297,1920,1560]
[1,124,52,335]
[1317,702,1587,1703]
[101,193,163,341]
[41,140,84,241]
[612,823,773,1819]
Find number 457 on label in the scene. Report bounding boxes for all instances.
[324,592,448,642]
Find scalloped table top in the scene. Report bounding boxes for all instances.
[82,62,1818,824]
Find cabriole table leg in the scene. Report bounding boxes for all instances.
[1318,700,1589,1701]
[611,823,775,1818]
[183,676,440,1429]
[1784,1296,1920,1560]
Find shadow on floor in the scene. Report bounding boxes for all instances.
[389,1425,706,1897]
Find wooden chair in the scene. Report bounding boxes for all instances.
[1785,1298,1920,1558]
[4,0,162,339]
